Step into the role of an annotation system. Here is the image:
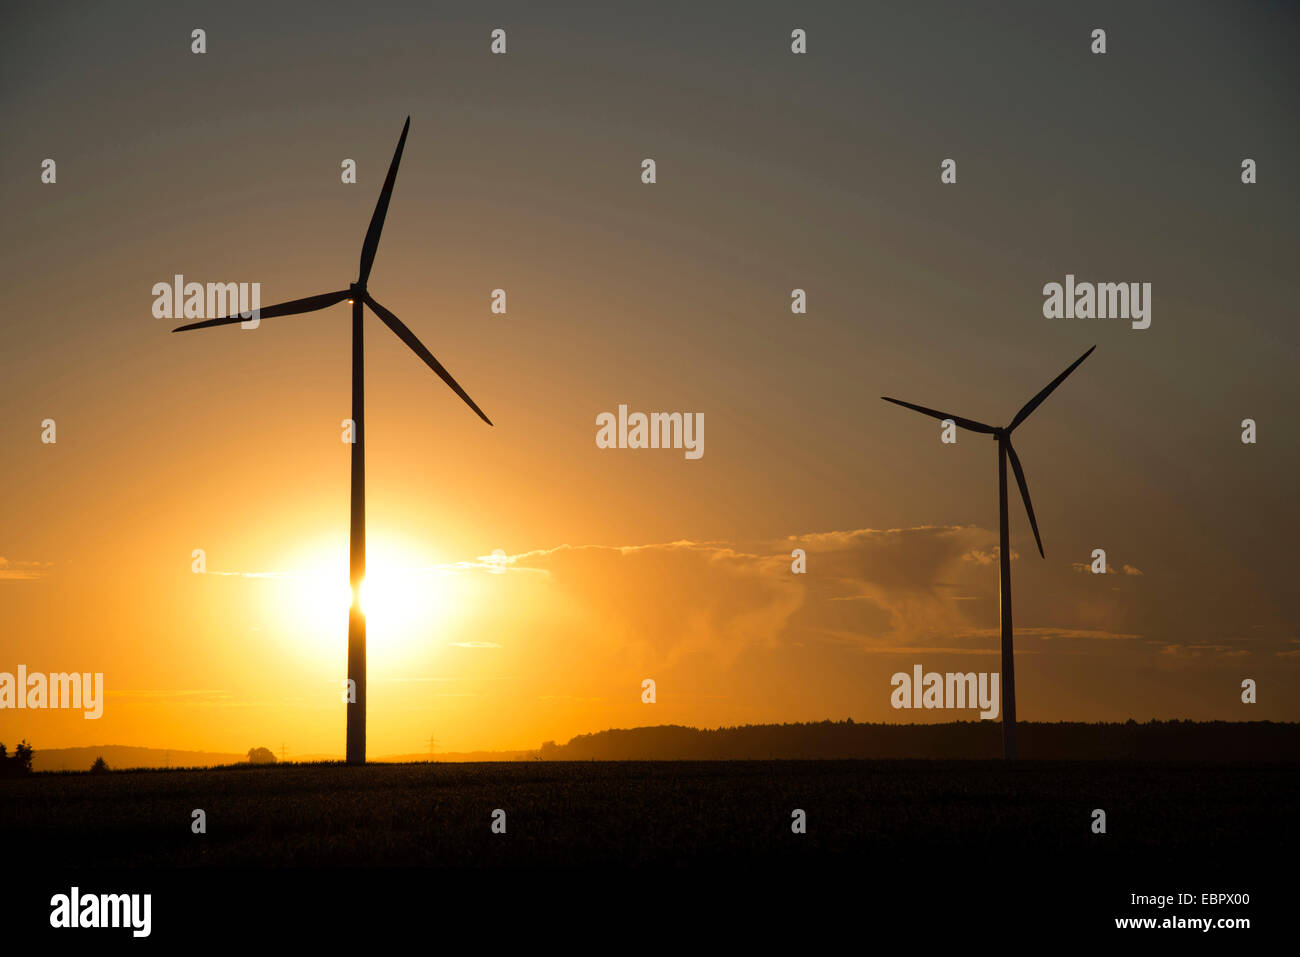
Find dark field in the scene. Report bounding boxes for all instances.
[2,759,1294,868]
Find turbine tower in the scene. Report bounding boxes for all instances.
[882,345,1095,760]
[173,118,493,764]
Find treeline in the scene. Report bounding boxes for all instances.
[0,741,35,777]
[539,720,1300,761]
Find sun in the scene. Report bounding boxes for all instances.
[360,560,437,634]
[271,534,466,668]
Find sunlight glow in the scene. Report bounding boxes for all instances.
[270,535,468,668]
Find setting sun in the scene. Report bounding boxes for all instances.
[265,536,467,670]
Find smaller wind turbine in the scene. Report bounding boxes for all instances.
[882,345,1095,761]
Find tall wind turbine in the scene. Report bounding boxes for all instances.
[882,345,1095,761]
[173,117,493,764]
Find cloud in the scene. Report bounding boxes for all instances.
[480,525,1191,681]
[0,557,52,581]
[500,526,1004,668]
[961,547,1018,565]
[958,627,1143,641]
[507,539,803,668]
[443,552,550,577]
[1071,559,1143,576]
[785,526,1005,648]
[1159,644,1250,658]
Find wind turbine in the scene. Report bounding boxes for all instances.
[173,117,493,764]
[881,345,1095,761]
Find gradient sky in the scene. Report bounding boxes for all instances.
[2,1,1297,756]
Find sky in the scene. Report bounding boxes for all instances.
[1,1,1297,756]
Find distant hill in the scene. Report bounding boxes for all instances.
[23,720,1299,770]
[28,746,539,771]
[33,746,245,772]
[539,720,1300,762]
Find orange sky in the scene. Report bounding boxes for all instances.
[1,2,1297,756]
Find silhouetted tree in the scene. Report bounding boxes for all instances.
[247,747,277,764]
[0,740,34,777]
[90,756,109,774]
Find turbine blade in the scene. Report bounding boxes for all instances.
[1008,345,1096,431]
[358,116,411,285]
[1005,441,1044,559]
[365,294,493,426]
[171,289,350,332]
[880,396,997,434]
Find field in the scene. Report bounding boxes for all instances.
[3,759,1294,869]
